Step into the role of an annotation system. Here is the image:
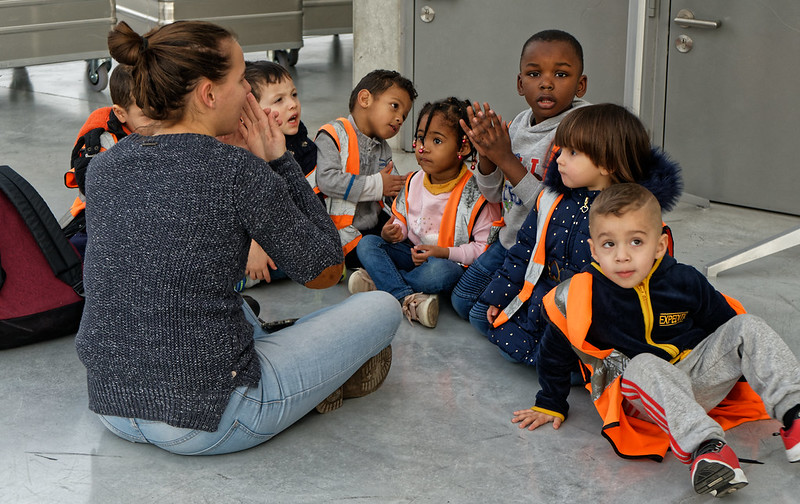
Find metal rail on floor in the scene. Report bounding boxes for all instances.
[704,226,800,278]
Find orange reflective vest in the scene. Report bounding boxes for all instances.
[542,272,769,461]
[492,188,562,327]
[65,107,130,217]
[317,117,363,256]
[391,167,490,251]
[493,188,676,329]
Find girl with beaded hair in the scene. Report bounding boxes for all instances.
[75,20,401,455]
[347,97,501,328]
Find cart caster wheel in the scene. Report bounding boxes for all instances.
[288,48,299,66]
[86,59,111,92]
[273,49,290,68]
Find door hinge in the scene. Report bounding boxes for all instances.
[647,0,658,17]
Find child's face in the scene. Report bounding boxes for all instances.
[517,40,587,124]
[589,208,668,289]
[415,112,470,184]
[123,104,153,133]
[113,102,155,134]
[557,147,611,190]
[356,84,413,140]
[256,78,301,136]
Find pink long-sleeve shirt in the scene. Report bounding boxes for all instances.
[394,170,501,265]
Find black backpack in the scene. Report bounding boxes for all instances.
[0,165,84,349]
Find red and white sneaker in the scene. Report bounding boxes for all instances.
[779,410,800,463]
[690,439,748,498]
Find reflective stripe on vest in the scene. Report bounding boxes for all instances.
[392,167,487,249]
[305,167,321,194]
[492,188,563,327]
[541,272,768,460]
[318,118,362,255]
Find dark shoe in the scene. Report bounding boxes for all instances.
[315,345,392,414]
[260,318,299,333]
[241,294,260,317]
[690,439,748,497]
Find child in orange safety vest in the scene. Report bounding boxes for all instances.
[347,97,501,328]
[315,69,417,269]
[514,183,800,499]
[482,104,682,366]
[62,64,153,259]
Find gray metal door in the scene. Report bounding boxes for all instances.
[410,0,629,147]
[662,1,800,215]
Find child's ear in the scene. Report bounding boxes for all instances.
[575,74,588,98]
[458,137,472,158]
[112,104,128,123]
[655,231,669,259]
[588,237,599,262]
[357,89,373,109]
[516,73,525,96]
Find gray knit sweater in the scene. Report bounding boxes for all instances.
[75,133,342,431]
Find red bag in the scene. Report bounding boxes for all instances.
[0,165,84,349]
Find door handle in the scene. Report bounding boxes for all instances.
[674,9,721,29]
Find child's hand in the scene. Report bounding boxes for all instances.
[460,102,491,157]
[462,102,524,181]
[245,240,278,283]
[381,216,403,243]
[239,94,287,162]
[380,161,405,197]
[512,408,562,431]
[411,245,447,266]
[486,305,500,324]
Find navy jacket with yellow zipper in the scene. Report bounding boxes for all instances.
[534,255,769,460]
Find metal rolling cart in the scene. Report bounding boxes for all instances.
[116,0,303,66]
[0,0,117,91]
[276,0,352,66]
[270,0,353,67]
[303,0,352,35]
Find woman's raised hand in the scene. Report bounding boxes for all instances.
[240,93,286,162]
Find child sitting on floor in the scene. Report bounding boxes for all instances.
[315,69,417,268]
[348,97,501,328]
[482,104,682,366]
[231,60,319,290]
[515,183,800,498]
[451,29,590,335]
[63,64,154,259]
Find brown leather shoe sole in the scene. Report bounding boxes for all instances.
[315,345,392,413]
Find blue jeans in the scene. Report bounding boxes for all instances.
[450,240,507,336]
[97,291,401,455]
[356,234,466,300]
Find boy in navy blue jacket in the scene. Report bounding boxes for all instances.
[515,183,800,498]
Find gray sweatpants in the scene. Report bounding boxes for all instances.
[619,314,800,464]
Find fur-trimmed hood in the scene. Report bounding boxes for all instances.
[542,147,683,212]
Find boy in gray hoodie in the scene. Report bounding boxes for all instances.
[451,29,590,336]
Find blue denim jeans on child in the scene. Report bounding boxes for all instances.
[356,234,466,300]
[450,240,507,336]
[97,291,401,455]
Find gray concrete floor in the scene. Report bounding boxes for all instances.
[2,35,799,503]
